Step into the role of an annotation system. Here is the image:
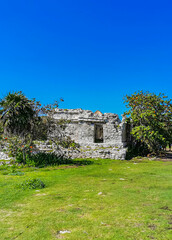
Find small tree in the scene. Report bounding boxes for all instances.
[124,91,172,155]
[0,91,38,137]
[0,91,65,163]
[0,91,42,162]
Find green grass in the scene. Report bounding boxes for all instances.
[0,158,172,240]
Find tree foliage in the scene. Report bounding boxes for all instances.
[0,91,39,138]
[0,91,63,162]
[0,91,62,139]
[124,91,172,155]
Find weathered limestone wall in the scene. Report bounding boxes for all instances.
[0,151,11,160]
[0,109,128,161]
[33,141,127,160]
[53,108,127,147]
[53,108,127,159]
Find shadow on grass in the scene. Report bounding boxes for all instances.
[48,158,94,167]
[25,152,94,168]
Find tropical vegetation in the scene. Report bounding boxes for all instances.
[124,91,172,156]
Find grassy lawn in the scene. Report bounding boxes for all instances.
[0,158,172,240]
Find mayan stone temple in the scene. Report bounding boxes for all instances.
[0,108,129,161]
[53,108,128,160]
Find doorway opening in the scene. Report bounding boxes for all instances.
[94,124,103,143]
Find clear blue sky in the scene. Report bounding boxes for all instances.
[0,0,172,118]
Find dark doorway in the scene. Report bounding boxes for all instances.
[94,124,103,143]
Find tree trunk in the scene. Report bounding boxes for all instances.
[22,149,26,164]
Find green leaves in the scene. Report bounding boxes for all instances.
[19,178,45,190]
[0,91,36,138]
[124,91,172,154]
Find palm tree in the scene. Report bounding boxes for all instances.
[0,91,38,163]
[0,91,36,138]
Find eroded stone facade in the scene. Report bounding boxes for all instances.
[0,108,128,162]
[53,108,127,160]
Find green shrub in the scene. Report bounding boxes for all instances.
[1,165,24,175]
[8,171,24,176]
[26,152,68,167]
[19,178,45,190]
[26,152,92,167]
[0,136,33,164]
[126,142,149,160]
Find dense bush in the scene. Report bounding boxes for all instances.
[126,142,149,160]
[26,152,93,167]
[26,152,70,167]
[19,178,45,190]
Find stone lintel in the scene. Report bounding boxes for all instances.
[78,118,105,123]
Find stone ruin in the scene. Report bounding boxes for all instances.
[52,108,128,160]
[0,108,128,162]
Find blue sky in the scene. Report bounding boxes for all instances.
[0,0,172,118]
